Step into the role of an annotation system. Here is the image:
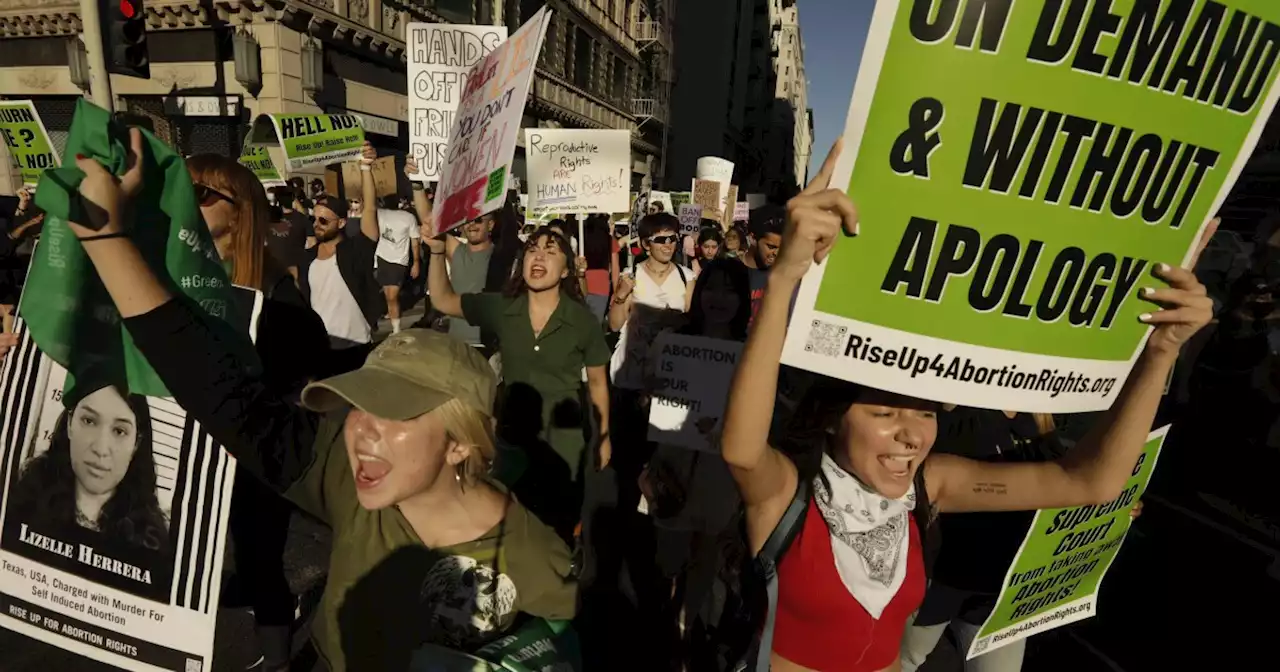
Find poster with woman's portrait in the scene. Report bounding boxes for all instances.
[0,288,260,672]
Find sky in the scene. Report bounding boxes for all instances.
[799,1,874,180]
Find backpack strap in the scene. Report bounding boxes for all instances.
[675,264,688,286]
[745,475,811,672]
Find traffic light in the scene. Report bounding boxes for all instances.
[102,0,150,79]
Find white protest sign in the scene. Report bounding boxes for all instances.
[407,23,507,182]
[649,191,674,214]
[648,333,744,453]
[0,291,261,672]
[526,128,630,214]
[435,8,551,233]
[734,201,749,222]
[678,204,703,236]
[696,156,734,207]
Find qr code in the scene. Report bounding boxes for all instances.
[804,320,848,358]
[972,637,990,655]
[185,659,203,672]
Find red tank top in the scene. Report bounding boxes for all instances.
[773,498,925,671]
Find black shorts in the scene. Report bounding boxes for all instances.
[375,259,408,288]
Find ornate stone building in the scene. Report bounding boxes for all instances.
[0,0,672,194]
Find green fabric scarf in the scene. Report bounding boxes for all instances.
[20,99,243,397]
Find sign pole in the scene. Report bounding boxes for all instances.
[78,0,116,112]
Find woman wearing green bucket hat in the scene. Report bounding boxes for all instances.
[54,129,579,672]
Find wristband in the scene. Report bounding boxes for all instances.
[411,182,425,191]
[77,231,129,242]
[431,251,446,256]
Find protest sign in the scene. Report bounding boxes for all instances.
[0,101,58,188]
[692,179,722,222]
[782,0,1280,413]
[649,191,674,214]
[720,185,740,228]
[733,201,749,223]
[247,113,365,171]
[648,333,744,453]
[695,156,734,207]
[0,292,259,672]
[237,144,283,187]
[678,204,703,236]
[670,191,691,210]
[526,128,630,214]
[966,426,1169,659]
[610,304,687,391]
[435,8,552,232]
[407,23,508,182]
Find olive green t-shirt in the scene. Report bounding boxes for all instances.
[461,292,610,469]
[284,414,577,672]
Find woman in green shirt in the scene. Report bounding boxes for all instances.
[428,228,612,540]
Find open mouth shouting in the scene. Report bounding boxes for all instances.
[354,452,392,490]
[877,453,915,480]
[529,262,548,280]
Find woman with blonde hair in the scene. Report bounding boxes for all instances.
[45,130,578,671]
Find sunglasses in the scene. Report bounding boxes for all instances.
[649,234,679,245]
[314,215,340,226]
[194,183,234,207]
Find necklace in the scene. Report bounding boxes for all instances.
[76,508,100,531]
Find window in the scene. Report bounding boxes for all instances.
[521,0,542,22]
[613,59,628,102]
[436,0,473,23]
[574,28,591,89]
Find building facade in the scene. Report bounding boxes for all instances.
[0,0,672,196]
[666,0,810,199]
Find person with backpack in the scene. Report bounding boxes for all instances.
[721,142,1215,672]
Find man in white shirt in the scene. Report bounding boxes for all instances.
[373,199,421,333]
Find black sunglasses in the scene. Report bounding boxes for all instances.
[194,183,234,207]
[649,234,679,245]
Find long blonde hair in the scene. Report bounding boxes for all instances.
[186,154,270,290]
[435,398,497,485]
[1031,413,1056,436]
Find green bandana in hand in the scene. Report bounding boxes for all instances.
[20,98,242,397]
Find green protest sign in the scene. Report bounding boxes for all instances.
[782,0,1280,412]
[966,425,1169,659]
[238,143,284,187]
[247,113,365,171]
[0,100,59,187]
[475,618,581,671]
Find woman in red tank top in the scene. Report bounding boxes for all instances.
[719,143,1215,671]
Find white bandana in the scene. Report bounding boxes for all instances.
[812,453,915,619]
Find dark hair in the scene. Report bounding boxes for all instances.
[484,202,523,293]
[315,194,349,220]
[684,259,751,341]
[504,229,584,302]
[583,214,612,269]
[638,212,680,241]
[749,205,786,240]
[697,227,726,258]
[9,385,168,551]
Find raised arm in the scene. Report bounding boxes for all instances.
[61,131,322,493]
[425,234,463,317]
[358,142,380,243]
[722,142,857,553]
[607,273,635,332]
[928,234,1216,513]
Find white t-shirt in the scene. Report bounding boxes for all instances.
[309,255,371,344]
[610,263,692,389]
[374,208,420,266]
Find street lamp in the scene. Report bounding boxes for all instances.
[233,28,261,92]
[301,37,324,96]
[67,37,90,92]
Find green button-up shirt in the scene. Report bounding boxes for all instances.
[462,292,610,468]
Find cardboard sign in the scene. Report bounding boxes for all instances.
[526,128,630,214]
[247,114,365,171]
[339,156,398,200]
[695,156,734,208]
[0,101,59,187]
[720,185,740,228]
[407,23,508,182]
[782,0,1280,412]
[647,333,744,453]
[692,179,722,222]
[967,427,1169,659]
[436,8,552,232]
[678,204,703,236]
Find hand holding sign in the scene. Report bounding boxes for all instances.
[776,140,859,283]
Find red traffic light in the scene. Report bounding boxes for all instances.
[120,0,136,18]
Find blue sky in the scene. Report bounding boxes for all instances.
[800,1,874,180]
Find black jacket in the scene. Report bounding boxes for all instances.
[297,234,386,329]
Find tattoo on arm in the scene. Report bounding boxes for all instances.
[972,482,1009,496]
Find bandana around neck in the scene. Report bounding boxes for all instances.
[812,453,916,619]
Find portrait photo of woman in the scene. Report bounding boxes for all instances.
[8,382,170,553]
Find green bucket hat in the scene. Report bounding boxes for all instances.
[302,330,497,421]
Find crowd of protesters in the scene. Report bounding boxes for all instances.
[0,120,1273,672]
